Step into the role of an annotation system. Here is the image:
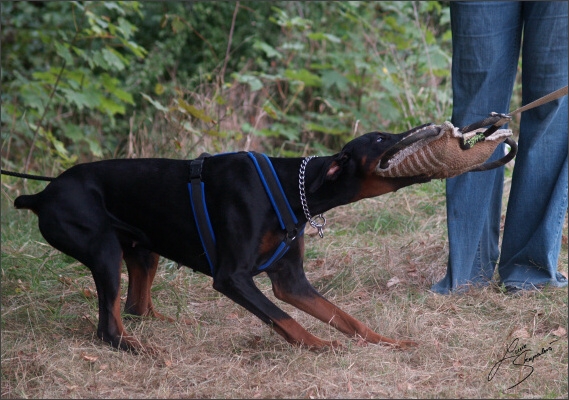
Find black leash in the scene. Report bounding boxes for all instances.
[1,169,54,181]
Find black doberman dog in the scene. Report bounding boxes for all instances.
[11,130,430,352]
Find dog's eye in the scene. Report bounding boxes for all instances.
[376,137,383,143]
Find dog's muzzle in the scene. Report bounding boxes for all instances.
[375,121,517,179]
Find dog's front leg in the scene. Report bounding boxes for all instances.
[267,239,416,349]
[212,271,339,350]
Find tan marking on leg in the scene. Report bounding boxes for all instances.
[124,252,173,321]
[271,316,341,351]
[273,287,416,349]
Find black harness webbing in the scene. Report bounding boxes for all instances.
[188,152,303,276]
[188,153,217,275]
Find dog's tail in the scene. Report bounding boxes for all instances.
[2,170,53,212]
[14,193,42,212]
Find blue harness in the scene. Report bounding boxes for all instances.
[188,152,304,276]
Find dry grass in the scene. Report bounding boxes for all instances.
[1,173,567,399]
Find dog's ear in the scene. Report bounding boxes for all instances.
[308,152,349,192]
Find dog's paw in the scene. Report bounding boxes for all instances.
[393,339,418,350]
[139,343,164,357]
[305,339,344,353]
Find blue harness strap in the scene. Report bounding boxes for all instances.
[246,153,299,237]
[247,152,303,271]
[188,152,303,275]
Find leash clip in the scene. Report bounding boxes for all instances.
[309,214,326,238]
[459,112,511,150]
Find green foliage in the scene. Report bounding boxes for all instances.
[225,2,452,150]
[2,1,146,168]
[2,1,452,169]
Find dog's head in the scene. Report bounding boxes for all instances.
[308,130,431,201]
[308,122,514,202]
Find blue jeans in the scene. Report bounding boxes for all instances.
[432,1,568,294]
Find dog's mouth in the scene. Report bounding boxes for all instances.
[378,124,442,170]
[375,121,516,179]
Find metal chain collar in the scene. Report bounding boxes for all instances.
[299,156,326,238]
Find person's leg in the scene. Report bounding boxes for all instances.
[498,1,568,290]
[432,1,522,294]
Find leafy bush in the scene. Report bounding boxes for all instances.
[1,1,451,170]
[2,1,146,170]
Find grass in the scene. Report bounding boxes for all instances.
[1,170,567,399]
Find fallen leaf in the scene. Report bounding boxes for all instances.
[551,326,567,337]
[512,328,530,339]
[58,275,73,285]
[82,288,96,298]
[81,353,98,363]
[226,312,238,320]
[386,276,401,288]
[354,290,369,300]
[397,382,415,391]
[314,259,325,267]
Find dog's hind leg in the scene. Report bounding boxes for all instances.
[123,246,173,322]
[33,195,150,352]
[267,238,417,349]
[87,239,149,352]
